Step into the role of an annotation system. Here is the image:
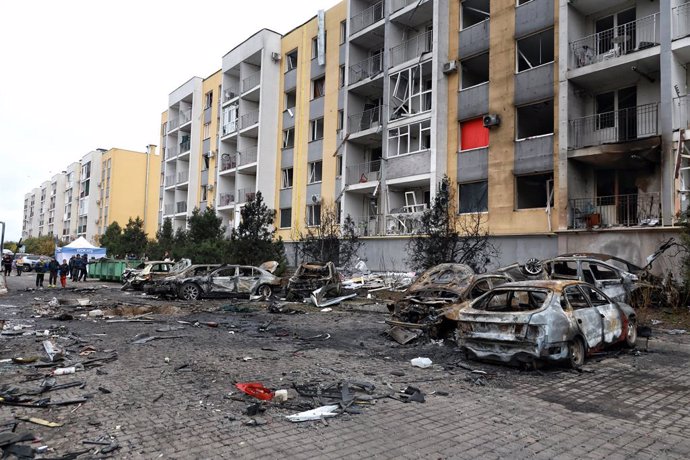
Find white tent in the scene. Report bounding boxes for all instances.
[55,237,107,262]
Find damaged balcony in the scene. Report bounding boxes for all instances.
[349,52,384,88]
[350,0,385,37]
[389,61,432,121]
[237,147,258,172]
[568,102,659,150]
[389,29,433,69]
[345,160,382,190]
[570,192,661,229]
[674,3,690,41]
[348,105,381,137]
[219,153,237,175]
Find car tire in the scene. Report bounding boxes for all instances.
[625,317,637,348]
[256,284,273,298]
[568,338,585,369]
[179,283,201,301]
[24,266,31,272]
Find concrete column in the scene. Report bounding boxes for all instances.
[660,1,674,225]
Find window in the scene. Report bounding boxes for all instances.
[564,286,590,310]
[517,28,554,72]
[461,0,489,29]
[339,65,345,88]
[459,118,489,151]
[460,53,489,89]
[283,128,294,149]
[516,100,553,139]
[311,36,318,59]
[203,122,211,139]
[280,208,292,228]
[307,204,321,226]
[340,20,346,44]
[580,285,610,306]
[204,91,213,109]
[286,49,298,71]
[312,76,325,99]
[201,185,208,202]
[388,120,431,157]
[281,167,293,189]
[516,172,554,209]
[337,110,344,132]
[582,262,620,282]
[308,161,323,183]
[390,61,432,119]
[309,118,324,141]
[459,181,488,213]
[336,155,343,177]
[285,90,296,111]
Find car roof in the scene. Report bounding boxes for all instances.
[497,280,584,292]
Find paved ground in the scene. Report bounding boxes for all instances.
[1,274,690,459]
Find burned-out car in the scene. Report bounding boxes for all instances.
[446,280,637,368]
[286,262,341,300]
[144,264,221,297]
[122,259,190,290]
[174,264,282,300]
[386,263,512,342]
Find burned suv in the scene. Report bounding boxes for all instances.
[173,264,282,301]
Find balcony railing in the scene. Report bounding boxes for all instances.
[179,140,191,153]
[568,103,658,149]
[165,175,175,186]
[179,109,192,125]
[239,110,260,130]
[390,0,424,13]
[674,95,690,130]
[570,13,659,69]
[674,3,690,40]
[348,106,381,133]
[238,147,258,166]
[220,153,237,171]
[168,118,179,131]
[349,52,384,85]
[223,87,239,102]
[222,121,238,136]
[569,192,661,229]
[351,1,384,35]
[164,204,174,215]
[345,160,382,185]
[177,172,189,184]
[237,188,256,203]
[219,193,235,207]
[242,71,261,93]
[389,29,433,67]
[165,147,177,159]
[350,211,425,236]
[176,201,187,214]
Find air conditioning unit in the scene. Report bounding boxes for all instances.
[483,114,501,128]
[442,60,457,74]
[311,194,321,204]
[271,52,282,62]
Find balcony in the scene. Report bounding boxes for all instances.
[390,0,421,14]
[238,147,258,167]
[239,110,260,130]
[569,192,661,229]
[179,140,191,153]
[176,201,187,214]
[179,109,192,126]
[568,103,658,149]
[164,204,174,215]
[168,118,179,131]
[346,160,381,185]
[674,3,690,40]
[165,175,175,187]
[389,30,432,68]
[219,192,235,207]
[165,147,177,159]
[220,153,237,171]
[350,1,384,35]
[222,121,238,136]
[674,95,690,130]
[237,188,256,203]
[348,106,381,134]
[177,171,189,184]
[223,87,240,103]
[349,52,384,85]
[570,14,659,70]
[350,212,424,236]
[242,71,261,93]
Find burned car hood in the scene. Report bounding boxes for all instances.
[405,263,474,298]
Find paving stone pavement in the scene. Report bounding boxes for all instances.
[1,277,690,459]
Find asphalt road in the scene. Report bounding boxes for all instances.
[1,274,690,459]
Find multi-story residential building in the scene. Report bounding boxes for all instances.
[199,71,221,214]
[22,147,160,245]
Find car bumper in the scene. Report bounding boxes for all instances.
[460,338,569,364]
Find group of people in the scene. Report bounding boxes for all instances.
[2,253,90,289]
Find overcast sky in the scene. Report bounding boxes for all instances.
[0,0,338,241]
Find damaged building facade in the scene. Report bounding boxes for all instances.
[155,0,689,271]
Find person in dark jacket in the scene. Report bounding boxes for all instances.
[59,259,69,288]
[69,255,78,281]
[2,254,12,276]
[48,257,59,287]
[34,258,47,289]
[79,254,89,281]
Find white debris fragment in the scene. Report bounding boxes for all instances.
[286,405,339,422]
[410,357,432,368]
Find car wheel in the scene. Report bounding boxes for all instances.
[568,338,585,369]
[24,266,31,272]
[256,284,273,298]
[625,317,637,348]
[179,283,201,301]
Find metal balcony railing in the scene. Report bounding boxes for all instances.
[350,211,426,236]
[177,172,189,184]
[390,29,433,67]
[570,14,659,69]
[176,201,187,214]
[179,109,192,125]
[238,147,258,166]
[222,121,238,136]
[164,204,174,215]
[168,118,179,131]
[239,110,260,130]
[674,95,690,130]
[348,106,381,133]
[219,193,235,207]
[674,3,690,40]
[350,1,384,35]
[349,52,384,84]
[165,147,177,159]
[345,160,381,185]
[223,87,239,102]
[569,192,661,229]
[242,71,261,93]
[179,140,191,153]
[165,175,175,186]
[390,0,425,13]
[220,153,237,171]
[237,188,256,203]
[568,103,658,149]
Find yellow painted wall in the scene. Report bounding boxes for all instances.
[201,70,222,207]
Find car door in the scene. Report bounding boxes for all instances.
[209,266,238,295]
[564,285,603,349]
[581,261,626,302]
[581,285,624,344]
[237,266,260,294]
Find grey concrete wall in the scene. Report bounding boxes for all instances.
[311,58,325,78]
[514,135,554,174]
[340,43,346,65]
[457,147,489,182]
[458,83,489,120]
[204,107,212,124]
[458,20,490,59]
[514,63,554,106]
[201,169,209,186]
[515,0,554,39]
[283,110,295,128]
[308,140,324,161]
[306,182,322,200]
[386,150,431,179]
[202,138,210,154]
[284,69,297,91]
[279,188,292,208]
[281,148,294,167]
[309,97,325,119]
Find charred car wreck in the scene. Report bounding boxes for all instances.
[168,264,282,301]
[286,262,341,301]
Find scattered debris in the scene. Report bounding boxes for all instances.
[410,357,432,368]
[15,416,63,428]
[235,383,274,401]
[286,405,339,422]
[42,340,64,362]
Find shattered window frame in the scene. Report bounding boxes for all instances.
[389,61,433,120]
[516,28,554,73]
[458,180,488,214]
[281,167,294,189]
[388,120,432,157]
[308,161,323,184]
[282,127,295,149]
[515,172,554,210]
[309,117,324,142]
[306,203,322,227]
[286,49,298,72]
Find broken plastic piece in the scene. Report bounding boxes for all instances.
[410,357,432,368]
[235,382,274,401]
[286,405,340,422]
[43,340,64,362]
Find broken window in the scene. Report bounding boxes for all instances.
[286,50,298,71]
[311,36,319,59]
[388,120,431,157]
[312,76,325,99]
[204,91,213,109]
[564,286,590,309]
[517,28,554,72]
[458,180,488,213]
[389,61,432,120]
[580,285,610,306]
[281,167,293,189]
[515,172,554,209]
[285,90,296,111]
[340,20,347,44]
[339,65,345,88]
[307,204,321,226]
[461,0,490,29]
[336,154,343,177]
[461,53,489,89]
[308,161,322,183]
[309,118,324,141]
[582,262,619,282]
[282,127,294,149]
[337,110,344,132]
[280,208,292,228]
[459,117,489,151]
[516,100,554,139]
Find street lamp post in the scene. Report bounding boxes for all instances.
[0,221,5,257]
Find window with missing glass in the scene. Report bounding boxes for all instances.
[281,167,293,189]
[458,181,488,213]
[280,208,292,228]
[308,161,322,183]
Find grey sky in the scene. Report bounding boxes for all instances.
[0,0,338,241]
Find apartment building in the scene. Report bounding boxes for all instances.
[22,148,160,244]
